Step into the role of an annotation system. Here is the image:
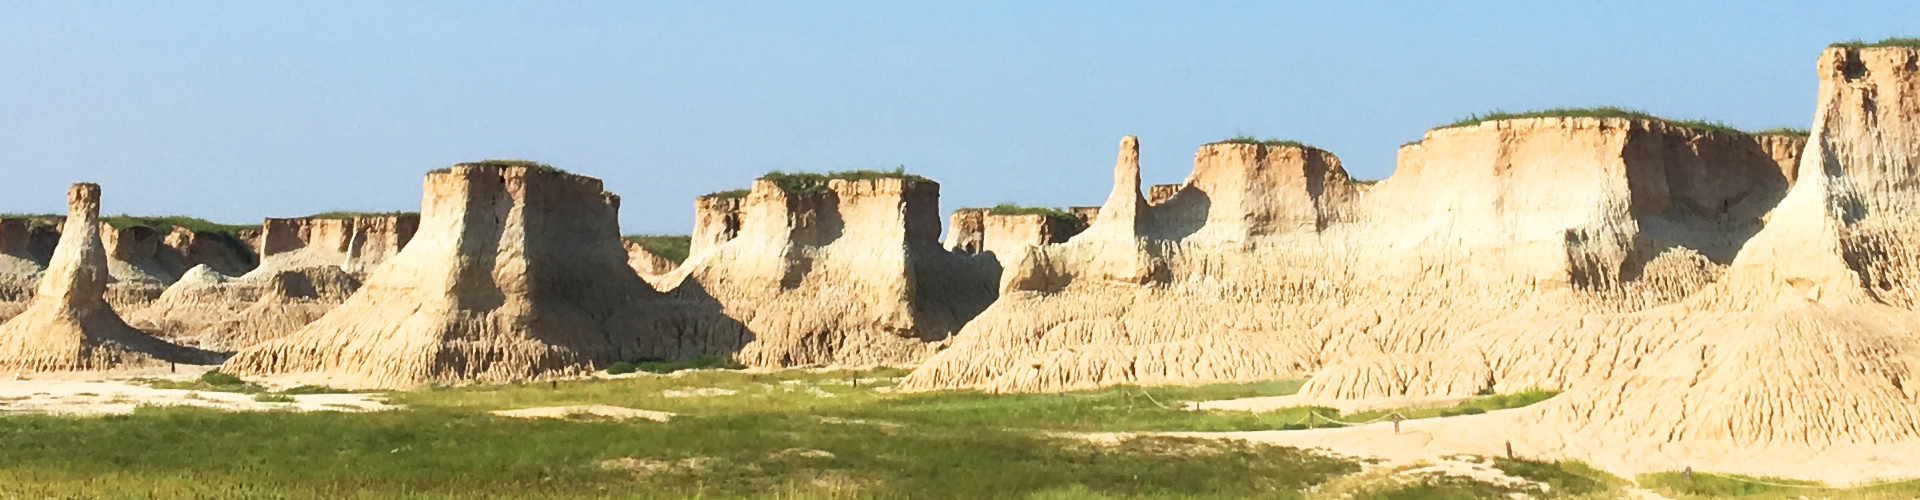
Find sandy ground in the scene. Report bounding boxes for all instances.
[491,405,675,422]
[1124,406,1920,487]
[0,367,395,416]
[1187,393,1473,413]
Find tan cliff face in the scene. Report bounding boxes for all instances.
[1152,143,1359,243]
[690,195,744,260]
[623,240,675,281]
[0,184,214,371]
[224,164,715,389]
[670,175,997,367]
[255,214,418,276]
[0,218,59,302]
[943,208,987,253]
[118,213,415,352]
[980,214,1083,258]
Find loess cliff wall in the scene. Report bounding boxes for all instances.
[664,176,998,367]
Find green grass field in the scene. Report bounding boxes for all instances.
[15,367,1878,499]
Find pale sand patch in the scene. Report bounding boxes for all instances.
[491,405,674,422]
[661,387,738,398]
[0,378,394,416]
[1092,408,1920,487]
[1186,393,1472,414]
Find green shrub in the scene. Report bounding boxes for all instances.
[702,188,751,199]
[605,361,639,375]
[199,370,245,387]
[251,393,295,403]
[621,235,692,264]
[634,355,745,374]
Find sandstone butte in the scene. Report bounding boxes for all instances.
[650,176,999,367]
[0,184,215,371]
[221,163,744,389]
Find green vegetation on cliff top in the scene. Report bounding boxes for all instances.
[704,167,929,198]
[1406,106,1812,146]
[1435,106,1744,134]
[1830,37,1920,48]
[622,234,692,264]
[971,204,1082,225]
[307,211,420,219]
[1209,136,1319,150]
[431,158,570,175]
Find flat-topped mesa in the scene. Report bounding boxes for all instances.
[1150,141,1359,243]
[254,213,419,276]
[224,163,691,389]
[944,208,988,254]
[689,195,744,260]
[1371,116,1792,292]
[982,212,1084,257]
[677,172,996,367]
[0,184,214,371]
[945,208,1086,257]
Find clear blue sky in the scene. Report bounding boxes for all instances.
[1,1,1909,234]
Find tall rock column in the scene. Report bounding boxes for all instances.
[0,184,212,371]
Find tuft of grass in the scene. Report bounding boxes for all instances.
[432,159,570,175]
[1488,457,1618,496]
[1435,106,1745,135]
[1830,37,1920,48]
[1210,136,1318,150]
[701,188,752,199]
[1751,127,1810,137]
[1639,470,1827,498]
[252,393,296,403]
[1351,179,1381,186]
[622,235,691,264]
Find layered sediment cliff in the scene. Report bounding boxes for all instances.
[906,115,1795,393]
[665,175,998,367]
[224,163,727,388]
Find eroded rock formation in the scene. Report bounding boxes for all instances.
[903,45,1920,475]
[906,115,1795,393]
[223,163,729,389]
[120,213,415,351]
[0,184,214,371]
[658,175,998,367]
